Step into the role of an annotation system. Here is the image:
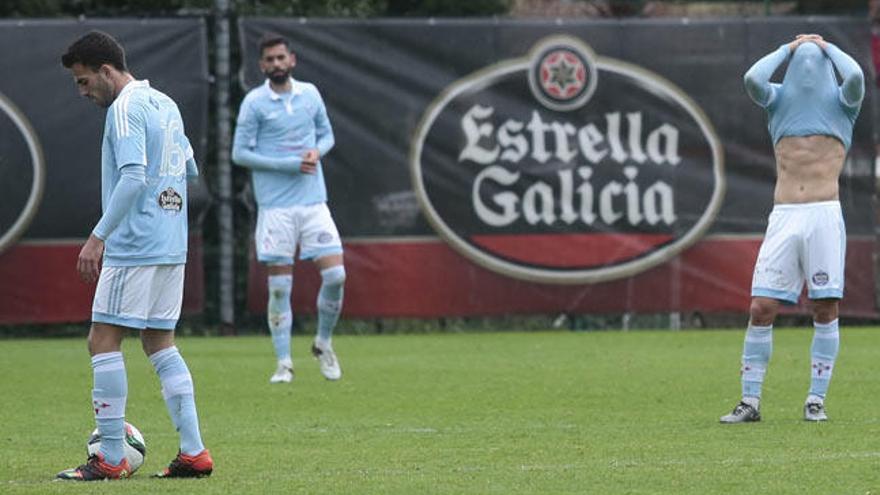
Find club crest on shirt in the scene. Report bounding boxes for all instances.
[158,187,183,213]
[812,271,829,286]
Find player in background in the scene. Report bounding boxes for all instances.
[721,34,864,423]
[57,31,213,479]
[232,33,344,383]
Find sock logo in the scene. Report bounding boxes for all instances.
[93,400,111,415]
[812,361,831,376]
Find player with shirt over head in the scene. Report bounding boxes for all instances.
[232,33,345,383]
[56,31,213,480]
[720,34,864,424]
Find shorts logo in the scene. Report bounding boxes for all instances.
[158,187,183,213]
[317,232,333,244]
[812,271,829,286]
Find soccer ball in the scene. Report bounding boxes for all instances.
[86,422,147,473]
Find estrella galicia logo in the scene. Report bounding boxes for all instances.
[812,271,829,286]
[410,35,725,284]
[158,187,183,213]
[0,91,45,256]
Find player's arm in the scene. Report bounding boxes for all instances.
[92,164,147,241]
[299,88,335,174]
[824,42,865,107]
[743,43,790,107]
[97,98,152,239]
[79,100,152,282]
[313,88,335,158]
[231,97,304,173]
[186,157,199,180]
[77,165,147,282]
[182,134,199,181]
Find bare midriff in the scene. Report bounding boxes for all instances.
[772,135,844,204]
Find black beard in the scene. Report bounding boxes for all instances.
[266,69,290,85]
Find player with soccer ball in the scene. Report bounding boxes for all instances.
[55,31,213,480]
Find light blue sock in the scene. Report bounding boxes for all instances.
[92,352,127,466]
[149,346,205,456]
[741,324,773,401]
[268,274,293,361]
[809,319,840,400]
[316,266,346,344]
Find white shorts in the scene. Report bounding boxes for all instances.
[92,264,184,330]
[255,203,343,265]
[751,201,846,304]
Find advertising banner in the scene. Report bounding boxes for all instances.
[235,17,875,318]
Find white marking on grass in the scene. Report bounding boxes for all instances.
[520,464,578,471]
[398,427,437,433]
[607,450,880,469]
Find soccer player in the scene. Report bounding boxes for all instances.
[232,33,344,383]
[56,31,214,479]
[721,34,864,423]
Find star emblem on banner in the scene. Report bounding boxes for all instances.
[550,60,577,91]
[539,50,587,99]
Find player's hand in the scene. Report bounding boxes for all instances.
[300,149,319,175]
[77,234,104,283]
[792,34,826,50]
[809,35,828,50]
[789,35,808,52]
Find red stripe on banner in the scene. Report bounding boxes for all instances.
[469,233,674,267]
[0,237,205,324]
[247,236,878,319]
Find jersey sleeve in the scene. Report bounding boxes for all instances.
[92,164,147,240]
[110,96,148,169]
[743,44,789,108]
[231,94,302,172]
[233,95,259,152]
[825,43,865,108]
[312,87,335,157]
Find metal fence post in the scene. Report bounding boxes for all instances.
[215,0,235,334]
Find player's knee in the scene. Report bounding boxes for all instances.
[811,299,839,323]
[87,324,123,356]
[267,274,293,312]
[140,331,174,356]
[749,298,778,326]
[268,284,292,304]
[320,265,346,288]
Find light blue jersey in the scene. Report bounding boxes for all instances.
[744,42,864,150]
[232,78,335,207]
[101,80,194,266]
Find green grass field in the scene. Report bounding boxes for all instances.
[3,328,880,494]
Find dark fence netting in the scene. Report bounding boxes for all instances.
[0,19,209,324]
[239,17,877,319]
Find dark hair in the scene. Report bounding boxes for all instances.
[258,33,290,56]
[61,30,127,72]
